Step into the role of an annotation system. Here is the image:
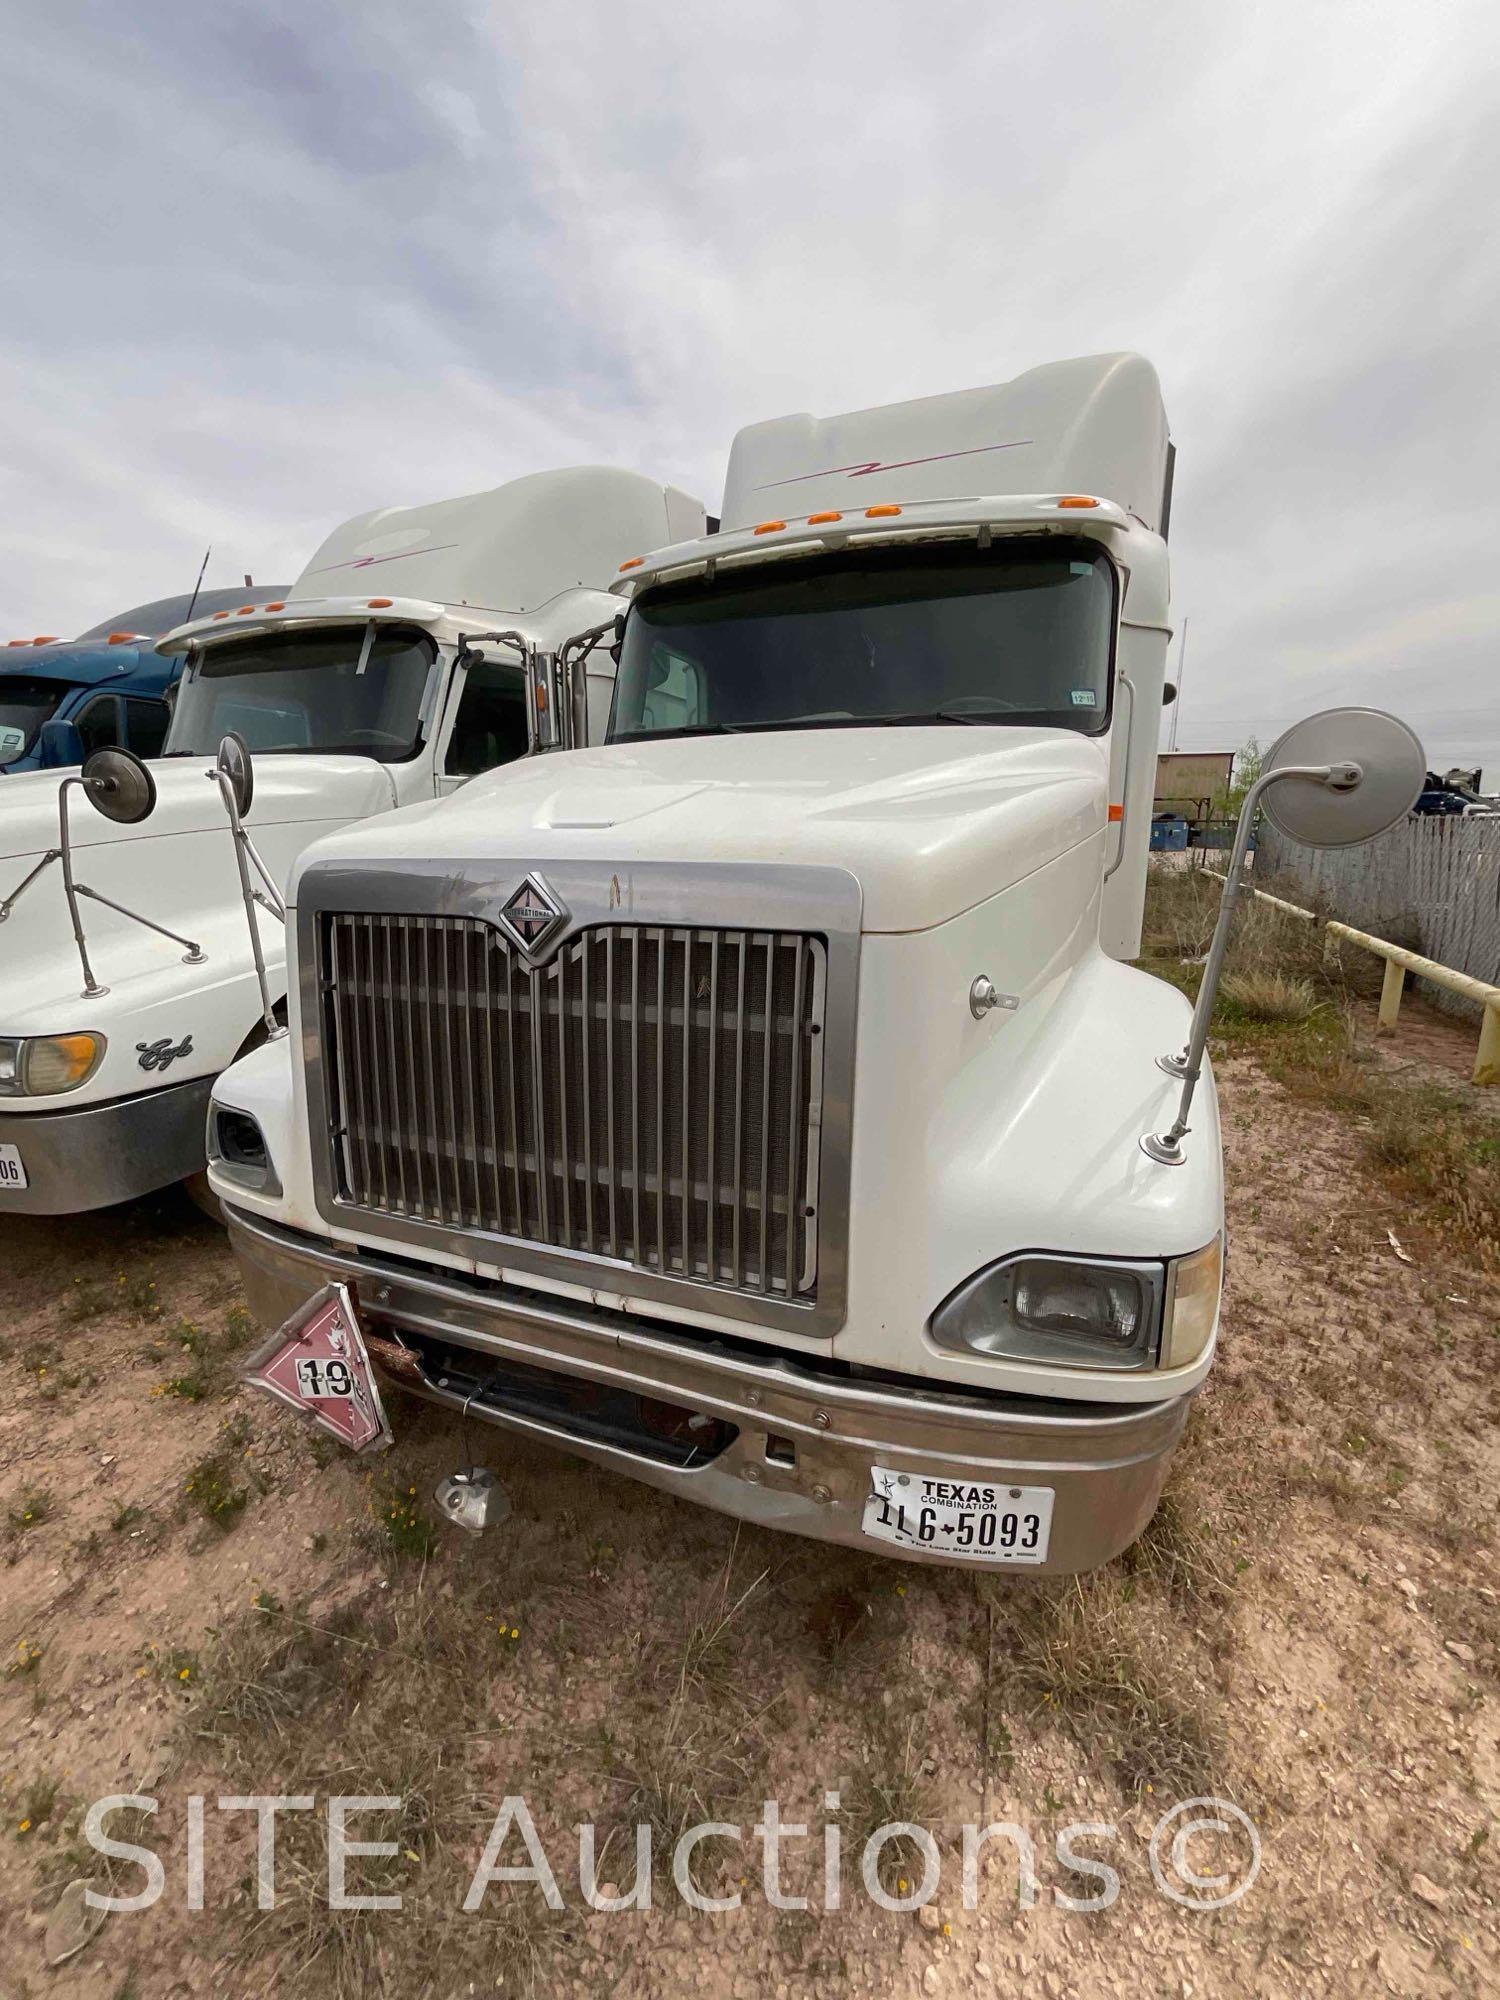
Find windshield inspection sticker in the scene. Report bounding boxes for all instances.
[1070,689,1098,707]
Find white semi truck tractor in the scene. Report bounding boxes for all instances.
[211,355,1423,1571]
[0,469,703,1214]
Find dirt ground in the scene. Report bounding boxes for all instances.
[1,1019,1497,1997]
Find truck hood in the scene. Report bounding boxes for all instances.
[298,729,1108,933]
[0,754,395,1029]
[0,755,394,869]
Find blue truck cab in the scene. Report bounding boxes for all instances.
[0,584,288,774]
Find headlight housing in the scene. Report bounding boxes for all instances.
[208,1102,281,1197]
[930,1237,1223,1373]
[0,1032,106,1097]
[930,1253,1164,1371]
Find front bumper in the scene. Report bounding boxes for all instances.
[0,1075,214,1214]
[226,1206,1193,1574]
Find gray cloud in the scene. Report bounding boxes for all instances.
[3,1,1496,777]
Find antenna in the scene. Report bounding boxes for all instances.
[184,545,211,626]
[1167,616,1188,753]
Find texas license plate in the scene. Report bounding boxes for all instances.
[862,1468,1054,1564]
[0,1144,28,1190]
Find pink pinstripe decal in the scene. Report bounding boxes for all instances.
[753,439,1032,489]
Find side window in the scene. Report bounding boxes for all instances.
[125,699,170,759]
[444,660,530,778]
[74,694,124,757]
[642,646,703,732]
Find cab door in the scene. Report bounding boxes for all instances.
[433,649,536,798]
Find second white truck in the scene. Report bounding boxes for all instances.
[0,468,702,1213]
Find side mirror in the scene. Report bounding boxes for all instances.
[37,718,86,770]
[1142,706,1425,1165]
[80,746,157,824]
[216,730,254,818]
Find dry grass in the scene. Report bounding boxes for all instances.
[1220,969,1322,1024]
[1141,861,1500,1265]
[996,1573,1226,1799]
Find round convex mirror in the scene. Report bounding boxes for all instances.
[81,746,157,825]
[1261,707,1426,849]
[216,730,254,817]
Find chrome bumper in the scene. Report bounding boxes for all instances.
[0,1076,214,1215]
[226,1206,1192,1574]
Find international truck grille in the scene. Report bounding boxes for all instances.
[318,912,827,1300]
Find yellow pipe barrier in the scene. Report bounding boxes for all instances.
[1325,920,1500,1086]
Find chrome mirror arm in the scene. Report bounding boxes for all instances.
[48,774,206,1000]
[1140,761,1351,1165]
[208,767,286,1039]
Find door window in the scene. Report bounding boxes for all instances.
[74,694,124,756]
[444,659,531,777]
[125,698,171,759]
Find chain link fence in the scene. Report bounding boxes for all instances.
[1257,816,1500,1020]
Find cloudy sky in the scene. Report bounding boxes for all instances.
[5,1,1496,774]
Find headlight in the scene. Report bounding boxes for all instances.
[208,1103,281,1197]
[1161,1237,1222,1370]
[930,1254,1163,1371]
[0,1032,106,1097]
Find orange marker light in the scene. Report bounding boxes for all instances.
[106,631,137,644]
[808,510,843,525]
[1056,495,1101,509]
[212,610,231,620]
[33,635,60,645]
[367,597,393,608]
[236,605,256,615]
[265,600,286,611]
[1108,803,1124,822]
[753,519,787,535]
[619,557,644,572]
[865,504,902,518]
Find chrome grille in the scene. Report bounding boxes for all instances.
[319,913,826,1298]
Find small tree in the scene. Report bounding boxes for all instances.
[1213,736,1264,820]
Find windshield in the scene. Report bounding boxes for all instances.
[165,624,438,760]
[608,539,1117,742]
[0,677,66,765]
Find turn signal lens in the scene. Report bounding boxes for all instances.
[619,557,644,572]
[1162,1237,1222,1369]
[1,1032,107,1097]
[1056,495,1101,509]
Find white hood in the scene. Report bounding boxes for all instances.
[0,755,393,1031]
[296,729,1108,934]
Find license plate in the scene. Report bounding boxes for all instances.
[862,1468,1054,1564]
[241,1282,392,1454]
[0,1144,28,1191]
